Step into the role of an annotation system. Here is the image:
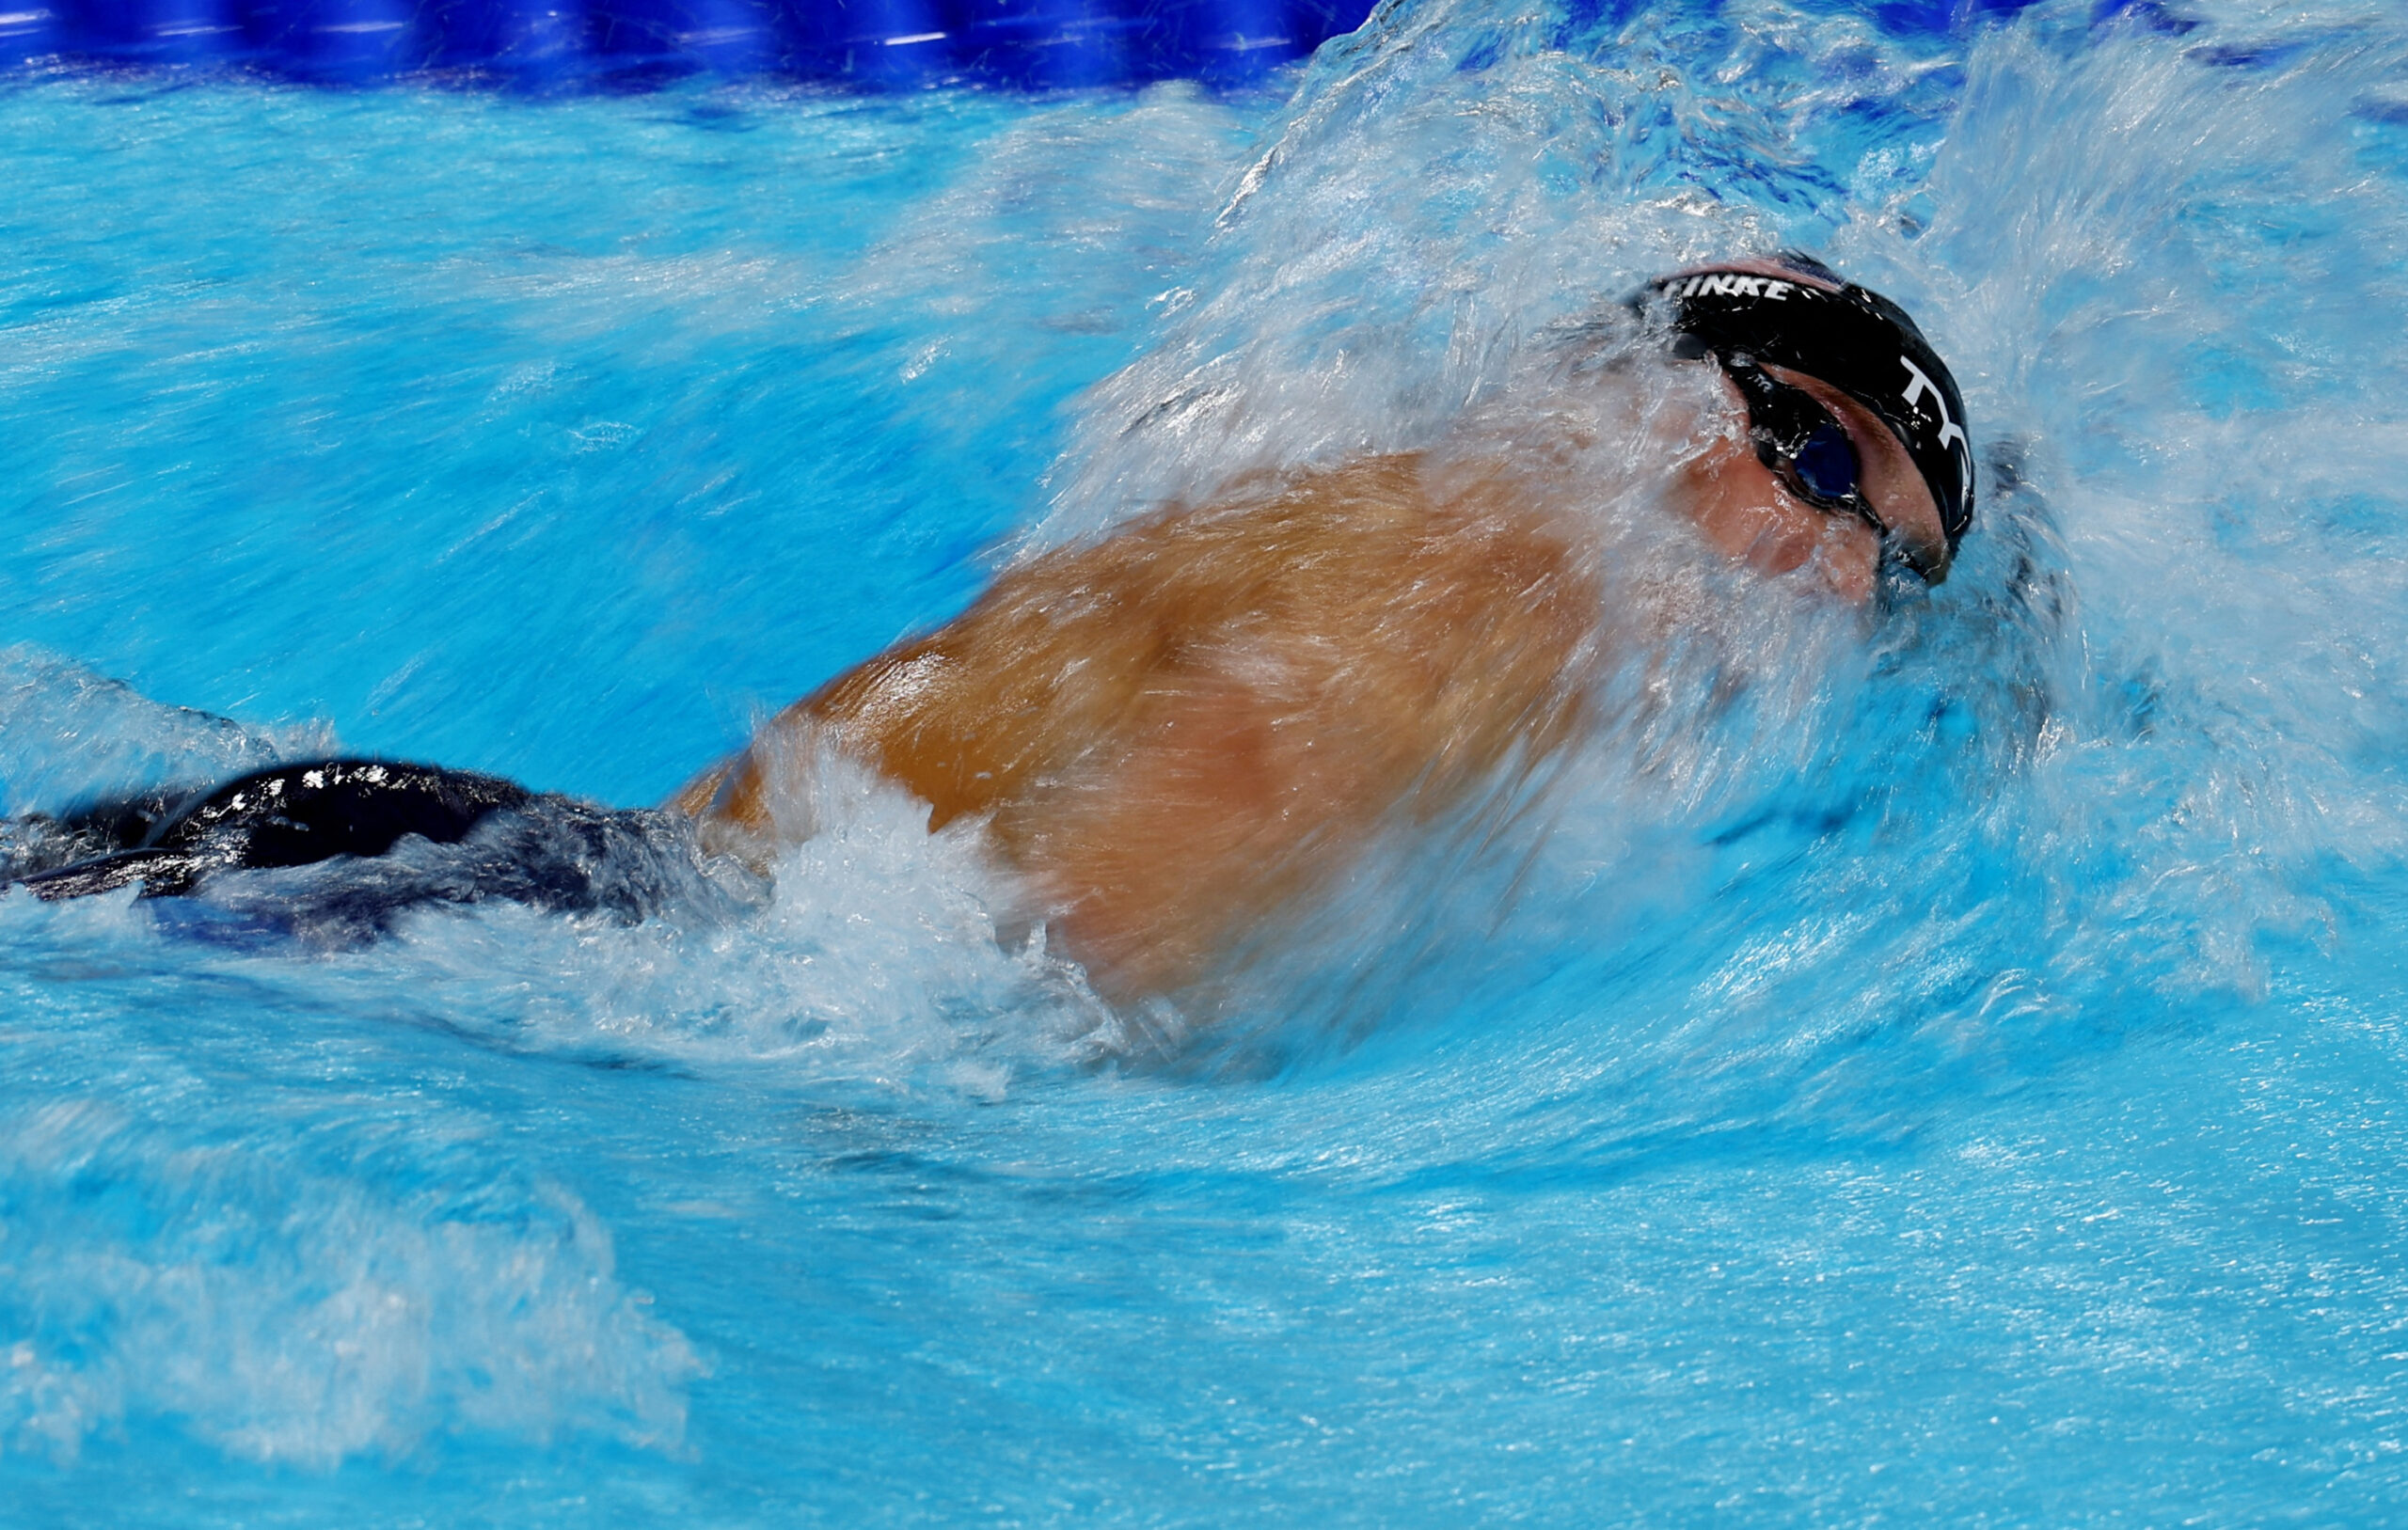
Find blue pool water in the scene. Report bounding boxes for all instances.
[7,0,2408,1522]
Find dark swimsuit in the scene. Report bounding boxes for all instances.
[2,759,752,939]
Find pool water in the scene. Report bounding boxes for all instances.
[7,0,2408,1522]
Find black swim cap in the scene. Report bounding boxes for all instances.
[1635,260,1973,568]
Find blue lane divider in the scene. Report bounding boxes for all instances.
[1,0,1381,87]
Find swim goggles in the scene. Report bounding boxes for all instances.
[1716,350,1902,553]
[1635,260,1973,583]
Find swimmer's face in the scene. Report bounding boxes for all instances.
[1674,365,1950,603]
[1659,260,1953,603]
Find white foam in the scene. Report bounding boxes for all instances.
[0,1097,700,1468]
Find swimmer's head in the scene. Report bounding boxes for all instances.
[1632,255,1972,588]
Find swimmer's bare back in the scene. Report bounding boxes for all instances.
[669,452,1601,1000]
[670,260,1977,1001]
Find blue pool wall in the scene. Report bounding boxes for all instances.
[1,0,2081,90]
[4,0,1379,87]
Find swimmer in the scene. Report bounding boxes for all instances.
[4,254,1972,1001]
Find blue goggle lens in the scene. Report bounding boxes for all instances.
[1789,424,1860,506]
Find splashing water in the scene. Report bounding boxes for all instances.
[5,0,2408,1521]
